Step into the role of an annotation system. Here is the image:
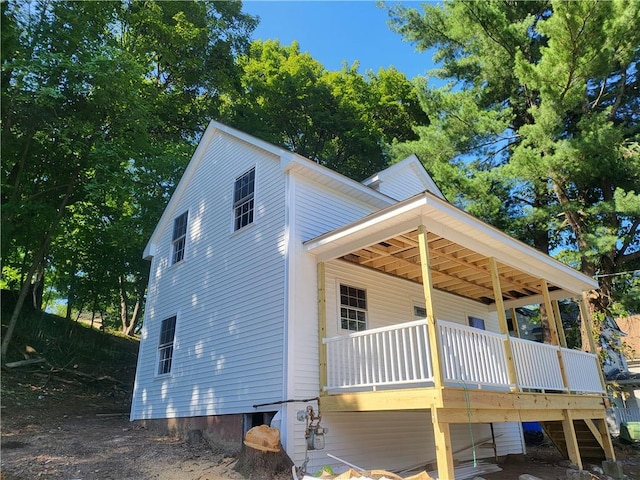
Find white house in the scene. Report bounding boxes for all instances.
[130,121,615,478]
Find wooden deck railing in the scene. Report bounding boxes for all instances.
[439,320,511,388]
[323,319,605,395]
[561,347,604,393]
[323,320,433,390]
[510,337,566,391]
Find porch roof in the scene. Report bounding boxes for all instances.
[303,192,598,309]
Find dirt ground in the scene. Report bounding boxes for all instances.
[2,369,639,480]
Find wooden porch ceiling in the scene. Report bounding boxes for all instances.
[340,229,551,305]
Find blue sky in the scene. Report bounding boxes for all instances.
[241,1,436,80]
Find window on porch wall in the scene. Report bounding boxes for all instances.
[340,284,367,332]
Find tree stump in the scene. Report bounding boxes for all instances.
[233,443,294,479]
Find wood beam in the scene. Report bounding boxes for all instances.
[318,388,438,412]
[584,418,603,447]
[438,388,607,412]
[510,308,521,338]
[561,409,583,470]
[359,243,500,298]
[489,257,518,391]
[320,387,609,423]
[418,225,445,390]
[552,300,568,348]
[432,408,455,480]
[578,294,599,355]
[400,233,539,296]
[541,280,561,346]
[318,262,327,391]
[595,418,616,461]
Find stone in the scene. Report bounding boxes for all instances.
[518,475,543,480]
[565,469,593,480]
[602,460,625,480]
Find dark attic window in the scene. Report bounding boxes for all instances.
[172,211,188,264]
[233,167,255,231]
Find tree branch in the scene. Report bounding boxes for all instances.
[616,217,640,259]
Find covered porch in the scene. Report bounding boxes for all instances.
[304,192,614,479]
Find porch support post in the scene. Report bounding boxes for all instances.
[509,308,521,338]
[596,418,616,461]
[488,258,518,391]
[318,262,327,392]
[540,280,560,346]
[541,280,569,390]
[578,294,599,354]
[417,224,444,389]
[561,409,583,470]
[432,408,455,480]
[552,300,568,348]
[578,295,607,392]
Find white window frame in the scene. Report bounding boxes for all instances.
[157,315,177,376]
[233,167,255,231]
[171,211,188,264]
[339,283,368,332]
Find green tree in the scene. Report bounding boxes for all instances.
[387,0,640,332]
[1,0,255,358]
[220,39,428,180]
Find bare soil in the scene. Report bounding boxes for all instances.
[2,368,639,480]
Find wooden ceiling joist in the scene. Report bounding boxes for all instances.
[337,229,551,305]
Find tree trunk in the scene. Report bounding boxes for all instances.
[65,284,73,322]
[1,246,47,361]
[118,275,130,334]
[1,181,75,361]
[122,293,141,336]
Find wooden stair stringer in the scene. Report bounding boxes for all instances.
[540,419,606,464]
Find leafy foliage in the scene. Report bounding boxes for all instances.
[388,0,640,317]
[1,0,256,350]
[220,39,428,180]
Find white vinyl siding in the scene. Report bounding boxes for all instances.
[304,411,496,474]
[131,131,287,421]
[283,173,385,462]
[374,166,429,201]
[324,260,496,338]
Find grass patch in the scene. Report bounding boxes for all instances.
[1,291,139,382]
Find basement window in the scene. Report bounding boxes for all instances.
[340,284,367,332]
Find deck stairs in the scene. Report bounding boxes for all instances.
[540,420,606,462]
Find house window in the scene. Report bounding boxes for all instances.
[468,316,486,330]
[234,167,255,231]
[157,316,177,375]
[340,284,367,331]
[172,212,188,264]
